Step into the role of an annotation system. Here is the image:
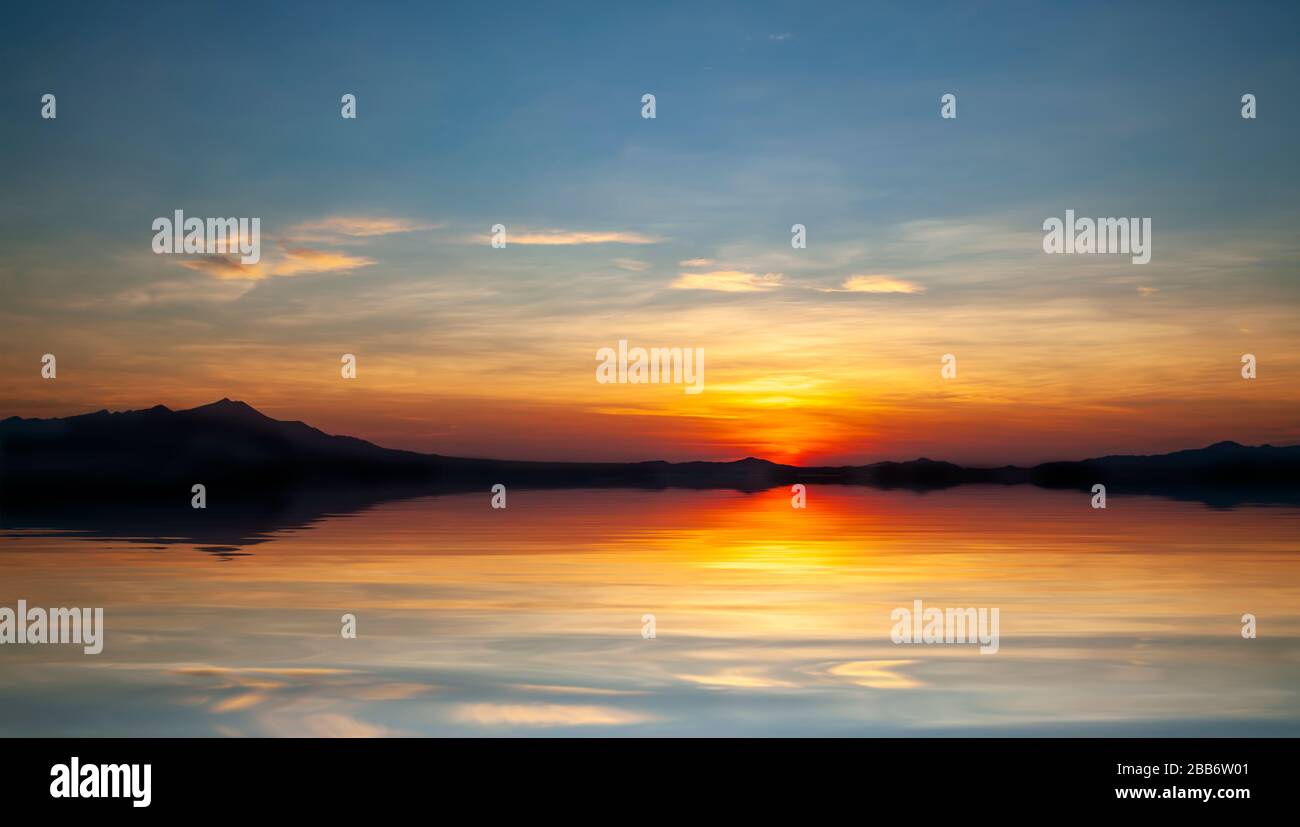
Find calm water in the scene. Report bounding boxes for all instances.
[2,486,1298,736]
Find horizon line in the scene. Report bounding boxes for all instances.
[4,397,1291,472]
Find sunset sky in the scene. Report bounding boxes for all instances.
[2,1,1298,465]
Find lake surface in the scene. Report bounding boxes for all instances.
[2,486,1298,736]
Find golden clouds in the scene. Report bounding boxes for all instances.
[671,269,784,292]
[282,216,436,243]
[271,247,376,277]
[817,275,925,294]
[181,247,376,280]
[450,703,654,726]
[501,229,661,245]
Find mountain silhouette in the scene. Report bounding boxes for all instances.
[2,401,1298,509]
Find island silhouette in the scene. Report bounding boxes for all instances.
[2,399,1298,530]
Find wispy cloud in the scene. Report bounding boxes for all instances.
[496,229,662,245]
[827,660,921,689]
[898,218,1039,257]
[613,258,652,272]
[671,269,783,292]
[451,703,653,727]
[212,692,271,712]
[676,670,796,689]
[282,216,436,244]
[511,683,648,696]
[181,247,376,281]
[81,277,257,307]
[270,248,376,277]
[679,258,715,267]
[170,665,356,679]
[261,712,406,738]
[769,32,793,41]
[179,256,262,280]
[816,275,925,294]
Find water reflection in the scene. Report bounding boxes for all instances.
[1,487,1298,736]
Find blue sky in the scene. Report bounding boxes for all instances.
[2,0,1298,464]
[5,0,1297,244]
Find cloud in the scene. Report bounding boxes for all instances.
[282,216,436,243]
[671,269,783,292]
[84,277,257,307]
[179,256,262,280]
[678,258,715,267]
[512,684,648,696]
[898,219,1039,257]
[827,660,921,689]
[498,229,662,245]
[816,275,925,294]
[171,666,356,679]
[180,247,376,281]
[352,683,439,701]
[212,692,271,712]
[613,258,652,272]
[1138,286,1159,297]
[451,703,653,727]
[769,32,793,41]
[259,712,406,738]
[270,248,376,277]
[676,671,796,689]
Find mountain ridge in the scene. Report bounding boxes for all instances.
[2,400,1298,505]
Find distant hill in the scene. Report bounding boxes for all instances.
[1032,440,1300,487]
[2,400,1298,506]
